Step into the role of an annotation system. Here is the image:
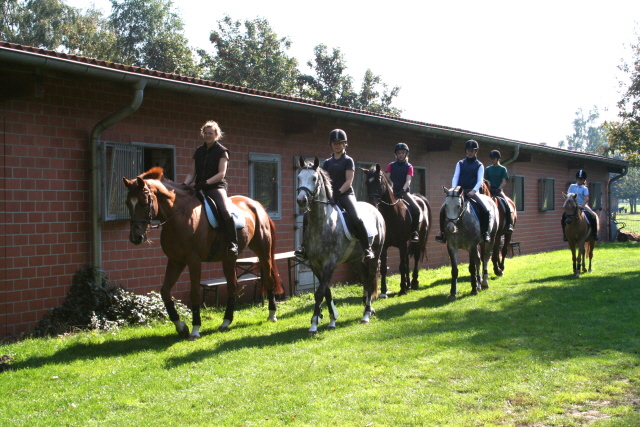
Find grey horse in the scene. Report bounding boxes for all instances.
[296,157,386,334]
[442,186,498,301]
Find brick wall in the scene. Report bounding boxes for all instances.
[1,73,613,338]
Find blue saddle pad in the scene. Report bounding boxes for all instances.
[203,196,246,230]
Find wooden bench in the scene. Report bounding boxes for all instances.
[509,242,521,257]
[200,273,259,307]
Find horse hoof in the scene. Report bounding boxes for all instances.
[398,290,408,296]
[361,319,370,324]
[175,321,190,338]
[448,294,456,302]
[327,325,336,330]
[378,293,388,299]
[471,290,478,296]
[494,269,504,277]
[267,315,277,323]
[308,330,318,336]
[218,325,229,332]
[188,334,200,341]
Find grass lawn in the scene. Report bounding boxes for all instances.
[1,242,639,426]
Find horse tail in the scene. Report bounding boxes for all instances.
[411,194,431,262]
[267,215,284,295]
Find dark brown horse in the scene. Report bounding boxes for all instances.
[563,192,596,277]
[361,164,431,296]
[490,192,517,276]
[122,167,282,339]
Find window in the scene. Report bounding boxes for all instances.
[354,161,376,201]
[511,175,525,211]
[410,166,427,196]
[539,178,555,211]
[590,182,602,210]
[102,141,176,221]
[249,153,281,219]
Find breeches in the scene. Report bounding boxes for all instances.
[204,187,233,220]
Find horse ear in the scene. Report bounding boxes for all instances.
[562,192,568,198]
[123,177,131,188]
[298,156,305,169]
[359,167,369,175]
[443,186,449,194]
[375,163,381,173]
[136,177,145,188]
[313,156,319,170]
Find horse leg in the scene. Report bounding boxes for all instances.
[587,241,593,272]
[569,243,579,277]
[398,244,409,296]
[410,243,420,290]
[492,237,503,277]
[448,246,459,301]
[501,233,512,272]
[379,246,389,298]
[580,243,587,274]
[310,263,336,334]
[266,289,277,322]
[325,287,338,330]
[160,258,190,338]
[481,242,491,290]
[468,248,481,295]
[219,261,238,331]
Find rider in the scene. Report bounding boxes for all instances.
[384,142,421,242]
[183,120,239,258]
[294,129,374,260]
[484,150,513,233]
[435,139,492,244]
[562,170,599,241]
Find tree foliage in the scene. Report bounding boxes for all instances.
[298,44,402,116]
[605,29,640,166]
[611,166,640,213]
[558,107,608,153]
[198,15,299,94]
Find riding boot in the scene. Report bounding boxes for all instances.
[480,209,491,242]
[357,219,374,260]
[222,216,239,258]
[504,200,514,233]
[435,206,446,243]
[561,214,568,241]
[410,209,420,242]
[294,213,308,259]
[590,213,599,240]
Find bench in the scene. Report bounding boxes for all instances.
[201,273,259,307]
[509,242,521,257]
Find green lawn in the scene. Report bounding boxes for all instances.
[2,242,639,426]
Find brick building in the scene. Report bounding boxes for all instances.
[0,42,629,337]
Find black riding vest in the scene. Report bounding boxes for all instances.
[322,152,355,195]
[457,157,482,191]
[193,141,229,190]
[389,160,411,194]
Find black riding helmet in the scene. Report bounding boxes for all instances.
[489,150,501,159]
[576,170,587,180]
[395,142,409,153]
[329,129,347,144]
[465,139,479,150]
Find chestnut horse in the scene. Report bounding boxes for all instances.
[123,167,282,339]
[361,164,431,296]
[490,193,517,276]
[562,192,597,277]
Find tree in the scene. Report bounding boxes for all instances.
[558,106,608,153]
[108,0,197,75]
[612,166,640,214]
[198,15,299,94]
[0,0,75,49]
[605,29,640,166]
[298,44,402,117]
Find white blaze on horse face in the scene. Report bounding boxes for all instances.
[297,169,317,205]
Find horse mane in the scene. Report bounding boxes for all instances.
[141,166,166,181]
[564,193,577,207]
[303,160,333,201]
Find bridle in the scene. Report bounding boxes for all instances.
[444,192,468,226]
[297,168,331,209]
[368,173,401,207]
[564,200,581,224]
[130,183,197,230]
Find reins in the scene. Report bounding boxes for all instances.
[444,193,468,225]
[131,184,198,230]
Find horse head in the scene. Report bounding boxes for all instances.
[442,186,466,234]
[297,156,322,210]
[563,192,579,224]
[361,164,388,208]
[122,175,158,245]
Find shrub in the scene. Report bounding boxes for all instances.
[33,268,190,337]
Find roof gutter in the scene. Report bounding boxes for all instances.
[89,80,146,283]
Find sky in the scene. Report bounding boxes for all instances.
[67,0,640,146]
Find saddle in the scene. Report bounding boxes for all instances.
[197,193,246,230]
[334,205,378,242]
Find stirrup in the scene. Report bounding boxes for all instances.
[227,243,238,258]
[563,236,568,242]
[410,231,419,242]
[363,248,374,260]
[483,232,491,242]
[435,232,446,243]
[506,224,514,233]
[294,246,307,259]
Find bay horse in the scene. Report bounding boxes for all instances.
[296,157,385,334]
[361,164,431,296]
[562,192,597,277]
[441,185,498,301]
[490,190,517,276]
[122,167,282,339]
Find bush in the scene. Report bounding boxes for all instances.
[33,268,190,337]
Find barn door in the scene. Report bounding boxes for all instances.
[293,156,317,293]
